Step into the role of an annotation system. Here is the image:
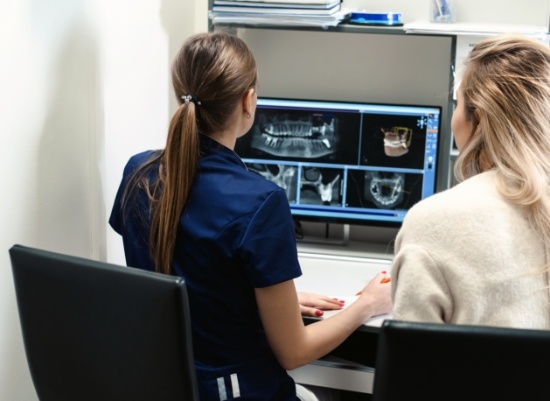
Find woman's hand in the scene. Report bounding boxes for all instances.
[354,272,393,317]
[297,292,345,317]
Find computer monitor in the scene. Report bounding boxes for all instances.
[235,97,442,227]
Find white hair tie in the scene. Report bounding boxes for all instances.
[181,94,201,106]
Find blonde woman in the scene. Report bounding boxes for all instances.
[392,34,550,329]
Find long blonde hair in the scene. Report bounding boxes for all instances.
[124,32,258,274]
[455,34,550,246]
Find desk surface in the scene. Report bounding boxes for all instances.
[295,248,393,308]
[307,296,392,331]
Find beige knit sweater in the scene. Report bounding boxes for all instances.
[391,170,550,329]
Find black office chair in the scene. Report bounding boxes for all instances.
[372,319,550,401]
[9,244,199,401]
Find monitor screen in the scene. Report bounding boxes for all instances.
[235,97,441,227]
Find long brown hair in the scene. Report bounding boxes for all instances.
[123,32,258,274]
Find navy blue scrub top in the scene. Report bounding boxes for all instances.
[110,135,302,400]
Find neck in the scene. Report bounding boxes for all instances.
[209,133,236,150]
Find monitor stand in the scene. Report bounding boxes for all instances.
[296,223,350,247]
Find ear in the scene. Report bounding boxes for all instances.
[242,88,256,116]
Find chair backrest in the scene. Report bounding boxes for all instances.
[9,244,199,401]
[372,319,550,401]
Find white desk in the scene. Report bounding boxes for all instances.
[290,244,393,395]
[295,250,392,297]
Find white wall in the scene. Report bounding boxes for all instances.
[0,0,206,399]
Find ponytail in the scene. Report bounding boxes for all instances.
[151,102,200,274]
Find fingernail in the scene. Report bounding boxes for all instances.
[381,271,387,274]
[381,277,391,284]
[315,310,324,317]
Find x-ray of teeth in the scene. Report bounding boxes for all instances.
[364,171,405,208]
[246,163,298,202]
[250,112,338,159]
[300,167,342,206]
[382,126,413,157]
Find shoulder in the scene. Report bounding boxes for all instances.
[199,143,280,194]
[397,171,501,243]
[128,149,158,164]
[192,155,289,226]
[406,171,498,222]
[124,150,159,174]
[234,174,289,218]
[243,168,283,192]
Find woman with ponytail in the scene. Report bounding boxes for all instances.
[391,34,550,329]
[110,32,391,400]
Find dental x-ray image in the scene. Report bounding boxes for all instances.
[299,167,343,206]
[250,109,338,159]
[236,106,361,164]
[364,171,404,208]
[245,163,298,203]
[345,169,423,210]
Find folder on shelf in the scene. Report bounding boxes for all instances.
[217,0,340,5]
[212,4,341,16]
[212,0,342,16]
[214,0,341,8]
[209,9,350,28]
[210,0,349,28]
